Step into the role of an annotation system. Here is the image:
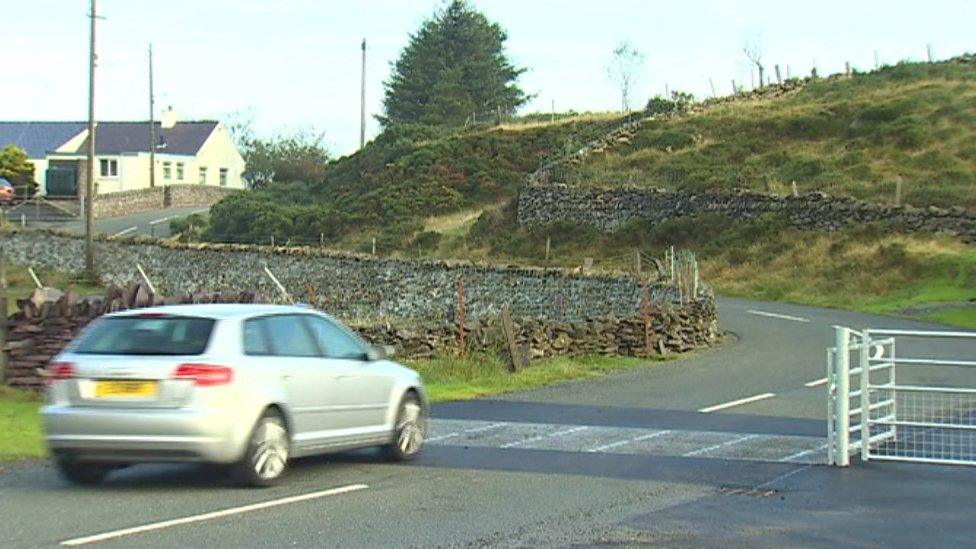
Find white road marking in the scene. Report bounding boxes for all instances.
[148,215,173,226]
[60,483,368,546]
[500,425,588,448]
[804,377,829,388]
[427,422,506,442]
[112,226,138,237]
[586,430,672,453]
[683,434,762,457]
[746,309,810,323]
[698,393,776,413]
[779,442,829,463]
[757,465,813,488]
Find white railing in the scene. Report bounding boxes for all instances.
[828,326,976,466]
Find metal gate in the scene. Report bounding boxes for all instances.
[828,326,976,466]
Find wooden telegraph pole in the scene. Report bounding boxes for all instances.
[0,251,7,385]
[360,38,367,150]
[149,43,156,188]
[85,0,98,276]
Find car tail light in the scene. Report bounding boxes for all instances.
[46,362,76,383]
[173,363,233,387]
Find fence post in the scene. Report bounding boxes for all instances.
[456,278,466,356]
[0,251,7,385]
[834,326,851,466]
[634,249,641,275]
[545,237,551,263]
[860,329,871,461]
[371,237,376,256]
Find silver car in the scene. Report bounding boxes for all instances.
[42,304,428,487]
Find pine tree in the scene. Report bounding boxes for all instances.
[381,0,527,127]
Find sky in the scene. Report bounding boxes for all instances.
[3,0,974,156]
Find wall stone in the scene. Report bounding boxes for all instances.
[1,229,696,324]
[92,186,238,219]
[517,184,976,243]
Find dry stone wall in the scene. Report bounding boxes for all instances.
[0,229,693,323]
[517,184,976,243]
[93,186,238,219]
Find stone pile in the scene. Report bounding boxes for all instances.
[3,283,263,389]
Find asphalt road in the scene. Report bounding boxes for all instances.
[2,297,975,548]
[35,206,210,238]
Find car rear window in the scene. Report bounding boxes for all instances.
[72,316,216,355]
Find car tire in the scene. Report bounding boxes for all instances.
[235,409,290,488]
[385,393,426,462]
[54,458,111,485]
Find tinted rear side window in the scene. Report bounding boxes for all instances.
[249,315,320,357]
[72,316,215,355]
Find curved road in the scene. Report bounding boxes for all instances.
[1,297,975,548]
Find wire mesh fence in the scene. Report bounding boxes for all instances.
[869,387,976,464]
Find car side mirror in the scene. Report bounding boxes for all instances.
[364,345,395,361]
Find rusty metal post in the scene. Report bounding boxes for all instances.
[456,278,466,356]
[307,284,316,306]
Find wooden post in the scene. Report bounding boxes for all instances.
[499,307,523,372]
[319,233,324,247]
[926,43,933,63]
[456,278,466,356]
[895,176,903,206]
[634,249,642,275]
[371,237,376,256]
[792,180,799,197]
[307,283,316,305]
[545,237,551,263]
[709,77,717,97]
[731,79,737,94]
[0,251,8,385]
[641,274,652,359]
[270,234,275,247]
[845,61,852,77]
[874,50,880,69]
[774,65,782,84]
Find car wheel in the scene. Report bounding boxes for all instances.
[235,409,290,487]
[385,393,426,461]
[55,458,111,485]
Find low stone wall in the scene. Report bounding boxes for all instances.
[0,229,693,323]
[93,186,238,219]
[3,283,716,389]
[358,298,717,360]
[517,184,976,243]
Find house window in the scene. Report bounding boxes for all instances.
[199,167,207,185]
[219,168,228,187]
[99,159,118,178]
[163,161,172,180]
[176,162,185,181]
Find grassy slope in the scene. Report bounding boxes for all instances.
[577,60,976,209]
[0,388,43,461]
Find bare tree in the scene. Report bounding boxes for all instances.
[606,41,645,111]
[743,39,765,89]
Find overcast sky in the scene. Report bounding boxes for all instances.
[3,0,974,156]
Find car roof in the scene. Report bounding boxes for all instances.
[107,303,317,320]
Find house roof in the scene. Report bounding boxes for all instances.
[73,121,219,156]
[0,120,219,158]
[0,122,87,158]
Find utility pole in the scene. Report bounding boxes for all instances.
[148,43,156,188]
[359,38,366,149]
[85,0,97,276]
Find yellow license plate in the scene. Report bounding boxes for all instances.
[94,380,158,398]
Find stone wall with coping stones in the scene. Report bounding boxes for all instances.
[0,230,689,323]
[517,184,976,243]
[92,186,238,219]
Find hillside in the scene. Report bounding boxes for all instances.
[573,57,976,209]
[206,114,628,248]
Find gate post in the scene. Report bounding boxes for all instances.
[834,326,851,466]
[860,330,871,461]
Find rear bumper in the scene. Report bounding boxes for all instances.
[42,405,246,464]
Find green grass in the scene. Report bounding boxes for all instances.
[409,353,667,401]
[0,387,44,461]
[923,308,976,329]
[576,59,976,209]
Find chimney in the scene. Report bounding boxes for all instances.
[161,106,179,129]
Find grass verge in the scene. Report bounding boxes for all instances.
[0,387,44,461]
